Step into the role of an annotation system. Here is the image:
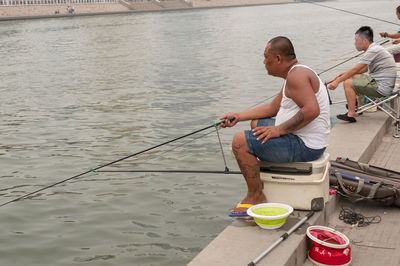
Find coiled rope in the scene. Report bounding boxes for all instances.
[339,206,381,227]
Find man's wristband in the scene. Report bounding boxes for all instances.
[384,32,388,38]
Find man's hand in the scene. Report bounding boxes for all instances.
[393,39,400,44]
[328,80,339,90]
[218,113,239,128]
[252,126,284,144]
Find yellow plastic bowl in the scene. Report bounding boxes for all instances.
[247,203,293,229]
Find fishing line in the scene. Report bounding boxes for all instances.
[99,127,238,174]
[248,93,278,109]
[306,1,400,26]
[129,127,216,165]
[215,126,230,172]
[0,118,234,208]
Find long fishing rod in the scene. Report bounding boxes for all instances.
[96,169,241,174]
[0,118,235,208]
[318,39,390,76]
[305,1,400,26]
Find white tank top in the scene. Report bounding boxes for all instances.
[275,64,330,149]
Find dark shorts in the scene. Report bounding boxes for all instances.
[244,118,325,163]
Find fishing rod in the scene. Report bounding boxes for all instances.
[305,1,400,26]
[318,39,390,76]
[318,40,390,76]
[331,56,353,62]
[96,169,241,174]
[248,211,315,266]
[0,117,235,208]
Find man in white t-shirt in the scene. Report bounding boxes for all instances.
[219,36,330,217]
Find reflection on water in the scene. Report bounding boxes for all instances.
[0,1,396,265]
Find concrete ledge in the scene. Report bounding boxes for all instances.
[326,111,392,163]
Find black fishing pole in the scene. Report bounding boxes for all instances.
[305,1,400,26]
[0,117,235,208]
[96,169,241,174]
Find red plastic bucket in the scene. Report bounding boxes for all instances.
[306,226,351,266]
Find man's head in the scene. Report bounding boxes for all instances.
[354,26,373,51]
[396,5,400,20]
[264,36,297,77]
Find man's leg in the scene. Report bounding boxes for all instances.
[357,95,362,109]
[343,75,361,117]
[230,131,266,214]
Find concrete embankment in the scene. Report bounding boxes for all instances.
[0,0,295,21]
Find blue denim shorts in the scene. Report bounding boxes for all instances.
[244,118,325,163]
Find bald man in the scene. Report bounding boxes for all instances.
[219,36,330,216]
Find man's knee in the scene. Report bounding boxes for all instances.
[343,78,353,89]
[232,131,248,155]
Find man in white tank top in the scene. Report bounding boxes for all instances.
[219,36,330,217]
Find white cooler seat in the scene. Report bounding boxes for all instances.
[259,153,330,211]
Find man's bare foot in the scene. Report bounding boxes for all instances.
[230,192,267,215]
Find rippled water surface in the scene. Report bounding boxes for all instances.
[0,0,397,265]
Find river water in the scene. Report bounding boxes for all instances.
[0,0,397,265]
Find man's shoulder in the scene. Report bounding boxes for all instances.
[286,65,320,93]
[288,65,318,82]
[288,64,316,77]
[366,42,385,53]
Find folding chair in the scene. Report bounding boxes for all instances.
[356,90,400,138]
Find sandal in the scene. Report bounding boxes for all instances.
[337,113,356,123]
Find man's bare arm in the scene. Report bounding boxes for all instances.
[278,110,305,134]
[252,68,320,143]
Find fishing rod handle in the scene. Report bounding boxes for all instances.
[215,116,235,127]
